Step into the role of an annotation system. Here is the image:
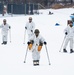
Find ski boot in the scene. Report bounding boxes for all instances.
[70,49,74,53]
[33,60,39,66]
[33,60,37,66]
[36,60,39,65]
[63,49,67,53]
[3,41,7,45]
[1,41,5,45]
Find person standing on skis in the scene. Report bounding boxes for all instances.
[63,21,74,53]
[27,29,47,66]
[25,17,35,39]
[0,19,11,45]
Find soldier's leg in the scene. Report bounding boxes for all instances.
[70,38,74,53]
[32,49,40,66]
[63,38,69,52]
[3,35,7,44]
[1,35,4,44]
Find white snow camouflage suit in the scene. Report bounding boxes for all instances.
[28,34,45,60]
[0,23,10,42]
[63,25,74,50]
[25,21,35,39]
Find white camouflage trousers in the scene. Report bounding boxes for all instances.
[32,45,40,60]
[2,35,7,42]
[63,37,73,49]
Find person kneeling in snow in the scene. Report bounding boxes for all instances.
[0,19,11,45]
[27,29,47,66]
[63,21,74,53]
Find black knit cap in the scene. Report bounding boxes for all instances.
[34,29,40,33]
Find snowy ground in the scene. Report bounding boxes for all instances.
[0,8,74,75]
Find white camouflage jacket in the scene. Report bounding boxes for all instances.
[25,21,35,35]
[0,23,10,35]
[64,25,74,38]
[29,34,45,46]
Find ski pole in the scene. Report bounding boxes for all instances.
[59,35,66,52]
[24,46,28,63]
[45,45,51,65]
[23,29,26,44]
[9,29,11,43]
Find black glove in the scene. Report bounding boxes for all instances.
[30,40,34,44]
[39,42,43,46]
[44,42,47,45]
[27,42,31,45]
[65,32,68,35]
[9,26,11,29]
[31,30,33,32]
[25,27,27,29]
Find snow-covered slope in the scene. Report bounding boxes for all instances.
[0,8,74,75]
